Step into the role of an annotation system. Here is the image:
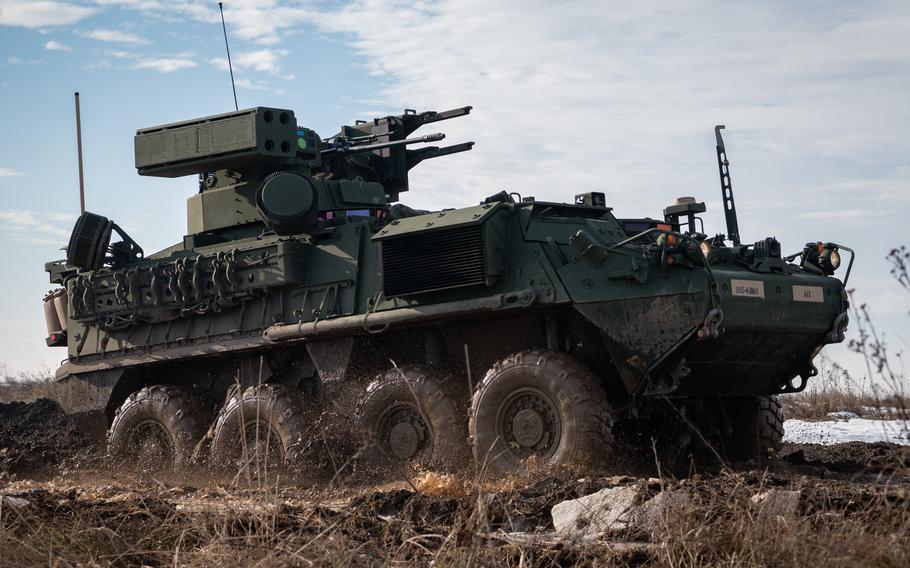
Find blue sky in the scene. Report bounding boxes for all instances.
[0,1,908,383]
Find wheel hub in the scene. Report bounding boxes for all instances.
[380,405,429,460]
[243,421,283,467]
[134,420,174,464]
[500,389,561,459]
[389,422,421,459]
[511,408,545,448]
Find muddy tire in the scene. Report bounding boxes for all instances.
[720,395,784,462]
[469,350,612,475]
[210,384,308,469]
[757,395,784,459]
[354,365,468,471]
[107,384,207,470]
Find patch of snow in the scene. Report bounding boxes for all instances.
[783,418,910,446]
[861,406,907,417]
[826,411,860,420]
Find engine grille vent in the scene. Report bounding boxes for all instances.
[381,225,486,297]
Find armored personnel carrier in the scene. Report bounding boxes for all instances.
[43,106,851,472]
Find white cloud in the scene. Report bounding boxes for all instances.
[234,78,269,91]
[43,40,71,52]
[0,167,25,177]
[209,56,228,71]
[104,49,134,59]
[133,57,197,73]
[82,28,151,45]
[6,55,41,65]
[0,0,96,28]
[290,1,910,230]
[97,1,317,45]
[797,210,885,221]
[85,60,111,70]
[210,49,288,75]
[0,210,71,238]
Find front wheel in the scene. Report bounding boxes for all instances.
[469,350,613,475]
[719,395,784,462]
[757,395,784,459]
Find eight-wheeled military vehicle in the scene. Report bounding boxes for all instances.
[42,106,851,472]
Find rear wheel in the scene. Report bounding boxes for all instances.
[469,350,613,475]
[107,384,207,470]
[354,365,468,471]
[210,384,308,471]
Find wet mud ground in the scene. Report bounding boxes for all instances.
[1,399,908,567]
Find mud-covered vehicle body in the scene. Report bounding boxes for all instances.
[42,106,851,471]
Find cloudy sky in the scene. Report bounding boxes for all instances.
[0,0,907,381]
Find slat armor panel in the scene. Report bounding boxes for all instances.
[381,225,486,296]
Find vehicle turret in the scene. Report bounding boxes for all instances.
[134,106,474,237]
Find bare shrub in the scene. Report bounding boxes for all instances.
[0,371,56,404]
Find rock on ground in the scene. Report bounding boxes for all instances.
[551,483,694,541]
[551,485,640,539]
[630,489,691,536]
[750,489,800,517]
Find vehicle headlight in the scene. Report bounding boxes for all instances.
[801,242,840,276]
[825,248,841,271]
[699,240,712,258]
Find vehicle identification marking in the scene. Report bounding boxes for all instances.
[792,285,824,303]
[730,279,765,299]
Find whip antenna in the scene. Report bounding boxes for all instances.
[74,92,85,214]
[218,2,239,111]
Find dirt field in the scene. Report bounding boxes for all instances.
[1,399,908,567]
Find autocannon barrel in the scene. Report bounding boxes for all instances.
[321,132,445,155]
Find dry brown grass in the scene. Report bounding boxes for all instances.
[2,466,909,568]
[780,360,909,421]
[655,475,910,567]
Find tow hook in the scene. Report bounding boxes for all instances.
[779,362,817,393]
[697,308,724,340]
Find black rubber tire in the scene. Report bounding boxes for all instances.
[107,384,207,469]
[757,395,784,459]
[210,384,309,468]
[354,365,468,470]
[719,395,785,462]
[469,350,613,475]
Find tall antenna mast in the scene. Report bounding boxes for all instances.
[74,92,86,214]
[714,125,740,246]
[218,2,239,111]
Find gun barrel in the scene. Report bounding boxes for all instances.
[322,132,445,155]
